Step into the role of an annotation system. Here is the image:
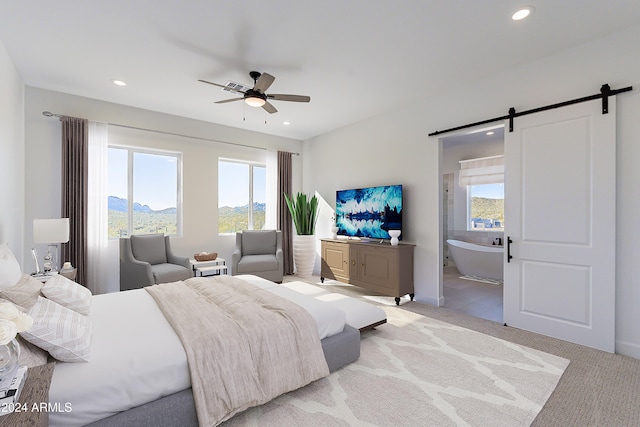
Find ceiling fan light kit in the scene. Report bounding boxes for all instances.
[199,71,310,115]
[245,95,266,107]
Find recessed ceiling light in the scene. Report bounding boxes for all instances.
[512,6,534,21]
[282,121,291,126]
[112,79,127,86]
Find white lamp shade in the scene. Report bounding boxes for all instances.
[33,218,70,244]
[245,96,266,107]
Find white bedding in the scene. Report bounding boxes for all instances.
[49,289,190,427]
[48,275,346,427]
[236,275,346,339]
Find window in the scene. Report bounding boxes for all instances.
[108,147,181,238]
[468,183,504,231]
[218,159,266,234]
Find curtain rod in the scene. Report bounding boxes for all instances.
[428,84,633,137]
[42,111,300,156]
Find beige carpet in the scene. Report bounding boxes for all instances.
[222,291,568,426]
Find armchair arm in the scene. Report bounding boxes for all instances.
[275,231,284,276]
[120,238,154,291]
[231,232,242,274]
[231,249,241,273]
[275,231,283,262]
[165,236,191,271]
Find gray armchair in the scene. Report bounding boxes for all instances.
[232,230,283,283]
[120,234,192,291]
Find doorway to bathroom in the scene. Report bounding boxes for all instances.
[441,126,505,323]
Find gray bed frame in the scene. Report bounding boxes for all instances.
[86,324,360,427]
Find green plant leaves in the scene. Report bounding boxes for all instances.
[284,192,319,235]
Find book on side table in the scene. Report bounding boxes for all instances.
[0,365,28,416]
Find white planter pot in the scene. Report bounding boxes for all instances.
[293,235,316,278]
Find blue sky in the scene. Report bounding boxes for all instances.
[108,148,178,210]
[109,150,267,210]
[218,161,265,207]
[470,183,504,199]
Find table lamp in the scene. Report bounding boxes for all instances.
[33,218,70,274]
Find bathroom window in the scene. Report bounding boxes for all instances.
[468,183,504,231]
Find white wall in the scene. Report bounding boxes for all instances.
[24,87,303,293]
[0,39,25,265]
[304,24,640,359]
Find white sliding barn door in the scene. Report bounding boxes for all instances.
[504,98,616,352]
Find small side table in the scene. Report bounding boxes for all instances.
[190,258,227,277]
[31,269,76,283]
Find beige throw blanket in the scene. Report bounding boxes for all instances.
[146,275,330,426]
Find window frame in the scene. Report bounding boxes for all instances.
[108,145,183,239]
[218,158,266,235]
[466,183,504,232]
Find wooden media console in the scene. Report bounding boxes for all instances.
[320,238,415,305]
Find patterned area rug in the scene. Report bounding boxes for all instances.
[222,304,569,426]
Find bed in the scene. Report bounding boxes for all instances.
[44,274,361,426]
[0,240,373,426]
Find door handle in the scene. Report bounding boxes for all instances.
[507,237,513,263]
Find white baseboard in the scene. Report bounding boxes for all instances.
[616,339,640,360]
[414,295,441,307]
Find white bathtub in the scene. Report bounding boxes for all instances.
[447,239,504,281]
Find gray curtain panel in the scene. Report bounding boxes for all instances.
[277,151,293,275]
[61,116,88,286]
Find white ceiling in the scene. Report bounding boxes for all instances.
[1,1,640,141]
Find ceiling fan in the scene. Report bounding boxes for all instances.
[198,71,310,114]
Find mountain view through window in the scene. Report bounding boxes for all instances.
[108,148,180,238]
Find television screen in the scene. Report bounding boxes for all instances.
[336,184,403,239]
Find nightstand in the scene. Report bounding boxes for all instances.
[0,362,54,426]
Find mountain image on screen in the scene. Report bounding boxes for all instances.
[336,184,402,239]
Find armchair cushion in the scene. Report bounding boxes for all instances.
[242,230,277,256]
[130,234,167,265]
[151,263,192,284]
[237,255,280,274]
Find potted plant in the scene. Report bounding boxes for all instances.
[284,192,319,277]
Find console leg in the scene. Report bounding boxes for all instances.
[395,297,400,306]
[320,277,325,283]
[410,293,415,301]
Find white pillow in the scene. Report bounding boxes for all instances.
[21,296,92,362]
[42,274,92,316]
[0,243,22,290]
[0,274,44,310]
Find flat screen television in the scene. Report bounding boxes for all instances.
[335,184,403,240]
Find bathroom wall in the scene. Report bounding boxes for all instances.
[442,136,504,266]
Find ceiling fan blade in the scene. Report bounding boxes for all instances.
[254,73,275,93]
[267,94,311,103]
[215,97,244,104]
[262,101,277,114]
[198,79,246,94]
